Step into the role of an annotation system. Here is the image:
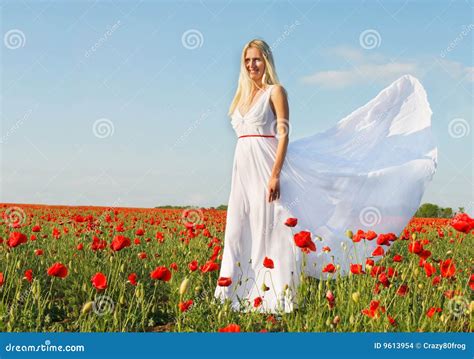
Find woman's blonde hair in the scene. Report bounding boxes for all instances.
[228,39,281,116]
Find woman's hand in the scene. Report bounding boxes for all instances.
[267,176,280,202]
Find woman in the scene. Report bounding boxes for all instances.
[214,39,438,314]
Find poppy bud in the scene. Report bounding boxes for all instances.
[411,233,416,240]
[81,301,94,314]
[349,314,355,324]
[351,292,360,303]
[345,230,353,239]
[179,278,189,296]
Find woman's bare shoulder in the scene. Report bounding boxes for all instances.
[270,84,288,97]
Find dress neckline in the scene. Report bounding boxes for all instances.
[237,85,273,118]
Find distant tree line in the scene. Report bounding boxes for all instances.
[414,203,464,218]
[156,203,464,218]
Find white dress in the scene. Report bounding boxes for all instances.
[214,74,438,314]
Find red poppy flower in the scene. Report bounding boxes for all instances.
[32,225,41,232]
[47,262,68,278]
[110,235,131,251]
[408,241,423,254]
[150,266,172,281]
[254,297,263,308]
[91,272,107,290]
[91,236,107,251]
[284,218,298,227]
[170,262,178,271]
[423,262,436,277]
[34,249,43,256]
[135,228,145,236]
[24,269,33,283]
[263,257,274,269]
[387,314,397,326]
[450,213,474,233]
[0,272,4,286]
[426,307,442,318]
[138,252,147,260]
[293,231,316,252]
[378,272,390,287]
[217,277,232,287]
[440,259,456,278]
[392,254,403,262]
[128,273,137,286]
[469,274,474,291]
[350,264,364,274]
[200,260,219,273]
[325,290,335,309]
[370,265,385,277]
[178,299,193,312]
[188,260,198,272]
[361,300,383,318]
[372,245,384,256]
[396,284,409,296]
[322,263,336,273]
[7,232,28,248]
[115,222,125,232]
[218,323,241,332]
[366,230,377,240]
[432,275,441,286]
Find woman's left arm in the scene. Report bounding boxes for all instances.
[267,85,289,202]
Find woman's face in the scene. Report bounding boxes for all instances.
[244,47,265,83]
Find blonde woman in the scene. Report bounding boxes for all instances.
[214,39,438,314]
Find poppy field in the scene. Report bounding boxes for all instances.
[0,203,472,333]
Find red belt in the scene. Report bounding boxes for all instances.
[238,134,275,139]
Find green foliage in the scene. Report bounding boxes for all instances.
[414,203,455,218]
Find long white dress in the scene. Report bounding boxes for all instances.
[214,74,438,314]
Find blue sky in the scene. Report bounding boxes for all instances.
[1,0,473,211]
